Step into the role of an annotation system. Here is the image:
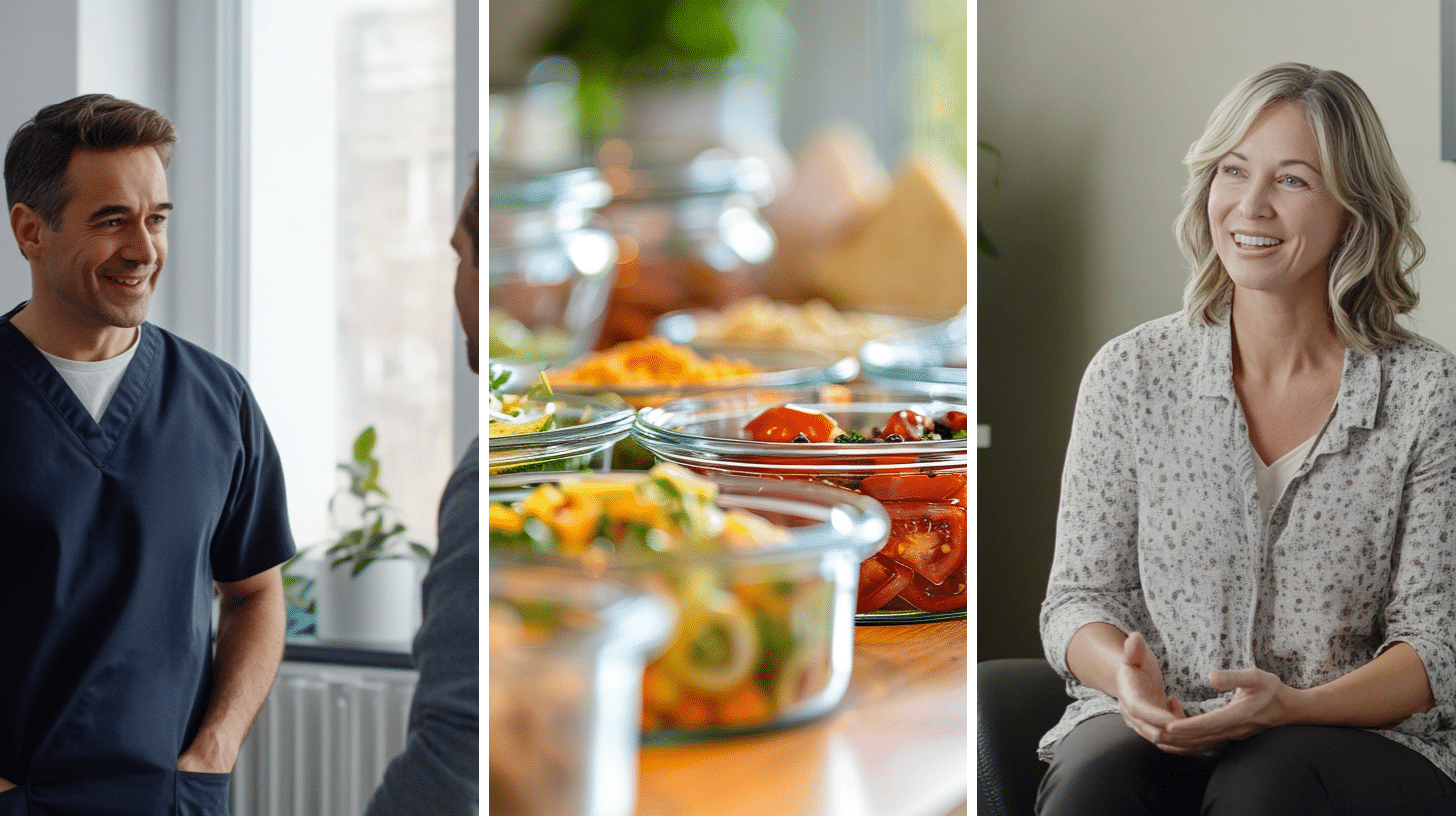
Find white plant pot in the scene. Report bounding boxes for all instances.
[313,557,421,648]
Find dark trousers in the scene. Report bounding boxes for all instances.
[1037,713,1456,816]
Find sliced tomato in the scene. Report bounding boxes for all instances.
[856,554,915,614]
[744,404,840,443]
[857,472,967,504]
[896,568,966,612]
[878,409,935,441]
[881,502,967,584]
[944,410,968,432]
[900,565,967,612]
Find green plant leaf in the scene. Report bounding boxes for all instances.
[353,426,377,463]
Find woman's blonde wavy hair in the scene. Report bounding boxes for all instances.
[1174,62,1424,353]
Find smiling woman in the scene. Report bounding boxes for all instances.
[1036,63,1456,816]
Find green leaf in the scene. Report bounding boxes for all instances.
[353,426,377,463]
[410,542,433,561]
[488,363,511,394]
[350,555,375,577]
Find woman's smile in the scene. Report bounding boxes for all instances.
[1207,101,1347,298]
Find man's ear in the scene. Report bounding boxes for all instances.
[10,202,43,261]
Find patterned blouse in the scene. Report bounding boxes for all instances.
[1039,313,1456,779]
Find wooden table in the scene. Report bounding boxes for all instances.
[635,620,967,816]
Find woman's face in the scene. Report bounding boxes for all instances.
[1206,101,1348,301]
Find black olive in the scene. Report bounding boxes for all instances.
[885,433,904,443]
[792,433,810,443]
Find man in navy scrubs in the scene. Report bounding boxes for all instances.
[363,164,479,815]
[0,95,295,815]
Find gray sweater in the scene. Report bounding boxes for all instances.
[365,437,480,815]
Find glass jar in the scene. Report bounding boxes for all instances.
[489,563,675,816]
[489,471,889,742]
[632,384,969,623]
[594,147,777,347]
[489,167,619,366]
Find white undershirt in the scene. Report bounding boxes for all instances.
[1254,431,1320,529]
[39,332,140,422]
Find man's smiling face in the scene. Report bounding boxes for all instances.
[28,146,171,336]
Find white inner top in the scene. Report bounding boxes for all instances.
[40,331,141,422]
[1254,431,1320,529]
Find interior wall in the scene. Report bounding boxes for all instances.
[977,0,1456,660]
[0,1,82,312]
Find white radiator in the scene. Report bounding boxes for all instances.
[231,661,419,816]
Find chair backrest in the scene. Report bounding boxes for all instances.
[976,658,1069,816]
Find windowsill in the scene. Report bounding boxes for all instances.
[283,635,414,670]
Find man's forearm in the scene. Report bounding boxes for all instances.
[179,567,286,773]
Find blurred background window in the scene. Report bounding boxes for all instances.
[778,0,966,172]
[247,0,458,548]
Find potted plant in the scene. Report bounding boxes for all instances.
[308,426,432,645]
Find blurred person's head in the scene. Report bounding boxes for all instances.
[1175,62,1423,353]
[452,160,479,373]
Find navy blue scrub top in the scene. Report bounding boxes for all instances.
[0,304,295,815]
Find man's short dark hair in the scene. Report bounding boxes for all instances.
[4,94,178,232]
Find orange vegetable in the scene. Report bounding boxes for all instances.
[552,337,758,387]
[712,680,774,727]
[669,693,716,730]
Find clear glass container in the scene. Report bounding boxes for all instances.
[632,384,969,623]
[546,349,859,472]
[489,563,676,816]
[490,167,619,366]
[489,471,890,741]
[595,147,777,347]
[858,309,968,389]
[487,392,635,476]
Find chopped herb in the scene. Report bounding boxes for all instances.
[487,363,511,394]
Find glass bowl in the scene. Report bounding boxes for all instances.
[489,563,676,816]
[631,385,969,623]
[538,345,859,471]
[488,471,890,742]
[654,302,932,366]
[547,349,861,410]
[487,392,635,476]
[858,310,967,389]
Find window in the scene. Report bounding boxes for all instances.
[779,0,967,171]
[246,0,458,548]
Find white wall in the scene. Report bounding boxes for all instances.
[977,0,1456,659]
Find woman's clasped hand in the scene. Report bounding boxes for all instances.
[1115,632,1293,755]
